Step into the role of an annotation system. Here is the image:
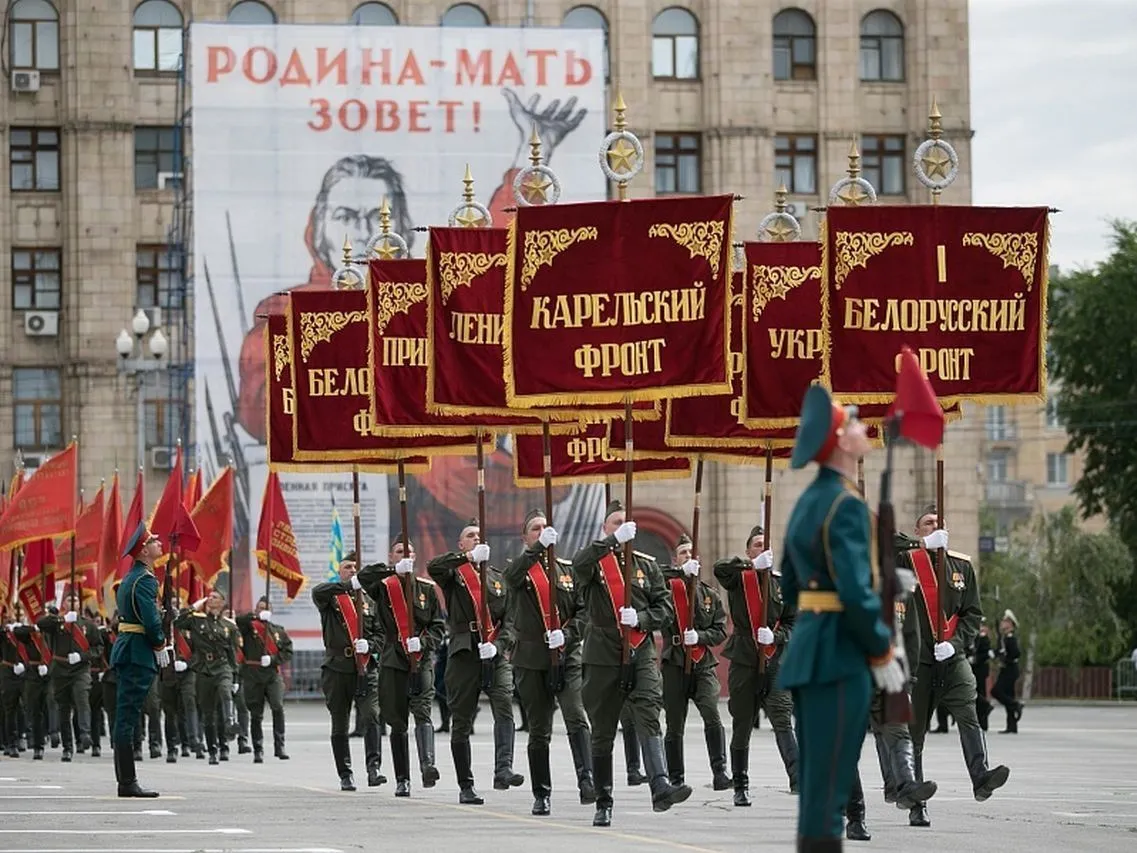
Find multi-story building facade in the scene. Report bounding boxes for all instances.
[1,0,980,569]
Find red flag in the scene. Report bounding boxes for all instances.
[185,467,234,592]
[169,501,201,553]
[98,473,123,614]
[889,345,946,449]
[183,470,202,511]
[116,470,145,583]
[59,486,104,609]
[18,539,57,621]
[0,444,78,551]
[147,445,185,574]
[255,472,306,602]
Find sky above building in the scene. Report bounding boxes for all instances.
[970,0,1137,271]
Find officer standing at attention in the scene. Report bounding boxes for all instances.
[777,386,907,852]
[110,524,168,797]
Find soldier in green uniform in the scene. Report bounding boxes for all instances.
[504,509,594,815]
[87,614,110,758]
[428,520,521,804]
[661,534,730,791]
[777,387,908,851]
[312,555,383,791]
[898,509,1009,825]
[174,590,239,765]
[714,525,798,804]
[572,500,692,827]
[12,611,51,761]
[358,538,445,797]
[161,600,202,762]
[236,596,294,763]
[1,610,30,757]
[110,524,167,797]
[37,593,101,762]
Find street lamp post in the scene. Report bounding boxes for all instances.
[115,309,169,470]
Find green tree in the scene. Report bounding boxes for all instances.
[979,508,1132,677]
[1049,221,1137,646]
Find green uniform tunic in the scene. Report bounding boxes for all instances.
[235,613,294,756]
[173,608,238,753]
[37,612,101,753]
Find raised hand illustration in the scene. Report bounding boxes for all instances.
[502,89,588,167]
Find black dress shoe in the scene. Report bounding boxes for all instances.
[458,786,484,805]
[118,782,160,798]
[60,750,72,763]
[531,794,551,816]
[395,779,411,797]
[90,745,101,758]
[150,746,161,759]
[593,804,612,827]
[368,767,387,787]
[253,750,264,764]
[132,746,143,761]
[340,773,356,792]
[166,752,177,764]
[846,819,871,841]
[33,748,44,760]
[910,804,931,827]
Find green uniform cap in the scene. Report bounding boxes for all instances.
[791,385,850,469]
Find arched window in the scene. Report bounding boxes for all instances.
[351,2,397,25]
[651,7,698,80]
[441,3,488,26]
[9,0,59,71]
[228,1,277,24]
[860,10,904,82]
[772,9,815,81]
[133,1,183,74]
[562,6,609,81]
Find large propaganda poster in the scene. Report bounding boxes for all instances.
[191,24,609,648]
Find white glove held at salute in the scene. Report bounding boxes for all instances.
[67,652,80,665]
[923,529,949,551]
[682,559,700,577]
[353,638,369,654]
[871,655,907,693]
[614,521,637,544]
[478,642,497,661]
[395,558,414,575]
[547,629,565,649]
[539,526,558,547]
[934,641,955,662]
[406,636,422,654]
[619,606,639,627]
[64,611,78,624]
[752,550,774,571]
[471,543,491,564]
[683,629,699,646]
[193,597,207,611]
[756,626,775,645]
[173,660,188,673]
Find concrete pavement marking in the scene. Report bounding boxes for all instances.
[0,828,252,835]
[0,784,62,789]
[17,849,345,853]
[0,795,186,800]
[0,809,176,815]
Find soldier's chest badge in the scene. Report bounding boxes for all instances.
[558,573,574,590]
[362,602,371,616]
[895,601,906,618]
[951,572,965,591]
[416,591,427,610]
[491,580,503,596]
[272,632,280,643]
[702,595,713,613]
[635,568,645,588]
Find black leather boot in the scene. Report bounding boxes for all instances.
[664,735,684,786]
[641,735,692,813]
[115,742,159,798]
[415,721,439,787]
[731,746,751,807]
[392,730,411,797]
[451,739,483,804]
[567,728,596,804]
[892,735,937,809]
[775,728,800,793]
[492,719,524,789]
[844,768,871,840]
[331,735,355,791]
[528,743,551,816]
[592,752,613,827]
[622,724,646,785]
[873,731,896,803]
[909,752,930,826]
[272,708,289,760]
[961,726,1010,801]
[364,723,386,786]
[706,724,732,790]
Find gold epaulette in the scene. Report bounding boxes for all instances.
[948,550,972,563]
[633,550,657,562]
[556,557,573,567]
[191,612,206,618]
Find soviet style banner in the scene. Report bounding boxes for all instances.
[513,423,691,487]
[824,205,1049,404]
[609,411,794,469]
[504,195,735,407]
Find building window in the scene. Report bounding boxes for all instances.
[986,452,1008,483]
[654,133,701,195]
[860,10,905,82]
[563,6,609,81]
[227,1,277,23]
[861,134,905,195]
[985,405,1009,440]
[14,367,62,451]
[651,7,699,80]
[774,134,817,194]
[132,1,183,74]
[10,128,60,192]
[12,249,61,311]
[134,127,181,190]
[351,2,397,24]
[1046,452,1069,486]
[441,3,488,25]
[136,245,180,311]
[9,0,59,72]
[1045,399,1062,430]
[772,9,816,81]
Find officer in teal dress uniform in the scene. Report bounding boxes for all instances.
[777,386,907,851]
[110,523,169,798]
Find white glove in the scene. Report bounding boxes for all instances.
[614,521,637,544]
[478,642,498,661]
[683,629,699,646]
[922,529,949,551]
[193,597,207,611]
[353,638,369,654]
[13,662,25,676]
[619,606,639,627]
[752,550,774,570]
[988,649,996,660]
[260,654,272,668]
[470,543,490,564]
[37,664,48,677]
[406,636,422,654]
[231,682,240,695]
[871,656,907,693]
[258,610,272,621]
[64,611,78,624]
[395,558,414,575]
[547,629,565,649]
[350,575,363,591]
[934,641,955,662]
[173,660,188,673]
[154,647,171,668]
[756,626,775,645]
[682,559,700,577]
[67,652,81,665]
[539,526,558,547]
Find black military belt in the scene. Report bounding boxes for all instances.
[452,621,479,634]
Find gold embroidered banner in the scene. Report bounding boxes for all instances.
[824,205,1049,404]
[503,195,735,407]
[512,422,691,487]
[608,409,794,469]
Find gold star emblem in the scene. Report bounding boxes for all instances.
[520,172,552,205]
[606,138,636,173]
[764,216,797,242]
[837,181,870,206]
[454,205,486,228]
[922,144,952,180]
[374,238,398,260]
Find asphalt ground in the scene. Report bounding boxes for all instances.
[0,703,1134,852]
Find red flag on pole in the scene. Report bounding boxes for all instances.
[115,470,145,583]
[18,539,57,620]
[185,467,234,592]
[255,472,306,602]
[98,473,123,614]
[183,470,202,511]
[0,444,78,551]
[148,446,185,569]
[888,345,946,449]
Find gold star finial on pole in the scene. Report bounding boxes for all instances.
[454,165,489,227]
[341,235,353,267]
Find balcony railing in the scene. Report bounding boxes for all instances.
[984,480,1032,507]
